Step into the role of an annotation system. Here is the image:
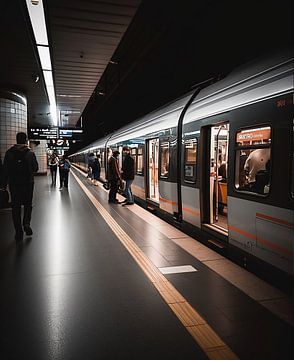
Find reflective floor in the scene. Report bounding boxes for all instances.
[0,169,293,360]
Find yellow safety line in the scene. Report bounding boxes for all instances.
[71,169,239,360]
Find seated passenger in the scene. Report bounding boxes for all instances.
[251,159,270,194]
[244,148,270,191]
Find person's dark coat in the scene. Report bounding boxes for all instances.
[122,154,134,180]
[3,144,38,186]
[107,156,120,181]
[91,158,101,173]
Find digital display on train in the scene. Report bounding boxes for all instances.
[28,127,59,139]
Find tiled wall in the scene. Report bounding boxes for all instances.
[0,97,27,163]
[30,141,48,174]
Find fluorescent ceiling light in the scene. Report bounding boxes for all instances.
[26,0,48,45]
[12,92,27,105]
[47,86,58,125]
[43,70,53,86]
[57,94,82,98]
[26,0,58,125]
[47,86,56,108]
[37,46,52,70]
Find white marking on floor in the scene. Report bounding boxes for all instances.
[159,265,197,274]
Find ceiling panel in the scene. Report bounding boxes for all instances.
[47,0,141,127]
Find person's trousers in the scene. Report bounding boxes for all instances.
[125,179,134,203]
[50,167,57,185]
[93,171,100,181]
[60,170,69,187]
[109,179,119,202]
[9,183,34,232]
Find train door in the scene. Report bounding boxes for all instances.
[147,138,159,203]
[204,123,229,234]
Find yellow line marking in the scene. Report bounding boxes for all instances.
[71,169,239,360]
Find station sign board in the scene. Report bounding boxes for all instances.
[29,127,83,141]
[59,127,83,141]
[28,127,58,140]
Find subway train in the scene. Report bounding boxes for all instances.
[70,49,294,291]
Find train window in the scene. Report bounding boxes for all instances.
[235,126,271,195]
[160,141,169,178]
[137,146,144,175]
[184,138,197,183]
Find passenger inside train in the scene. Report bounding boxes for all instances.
[236,126,271,195]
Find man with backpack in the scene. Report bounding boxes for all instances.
[2,132,39,241]
[58,155,71,190]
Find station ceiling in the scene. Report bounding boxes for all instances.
[0,0,293,152]
[0,0,140,127]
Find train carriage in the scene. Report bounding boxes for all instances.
[70,50,294,291]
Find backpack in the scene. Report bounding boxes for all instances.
[9,149,30,184]
[63,160,70,171]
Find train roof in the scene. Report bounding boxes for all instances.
[74,48,293,154]
[184,48,294,124]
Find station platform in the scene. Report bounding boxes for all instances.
[0,166,293,360]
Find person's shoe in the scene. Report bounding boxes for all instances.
[59,187,63,190]
[122,202,134,206]
[23,225,33,236]
[15,230,23,242]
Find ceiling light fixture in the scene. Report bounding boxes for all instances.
[57,94,82,98]
[26,0,58,126]
[37,45,52,70]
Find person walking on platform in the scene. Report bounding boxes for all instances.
[1,132,38,241]
[91,154,101,186]
[87,152,95,181]
[49,153,58,186]
[106,150,121,203]
[121,146,135,206]
[59,155,71,190]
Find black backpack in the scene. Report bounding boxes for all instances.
[9,149,30,184]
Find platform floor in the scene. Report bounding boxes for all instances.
[0,167,293,360]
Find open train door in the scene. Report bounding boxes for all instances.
[146,138,159,204]
[202,122,229,239]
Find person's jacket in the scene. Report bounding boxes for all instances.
[3,144,39,186]
[122,154,134,180]
[107,156,120,181]
[91,158,101,173]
